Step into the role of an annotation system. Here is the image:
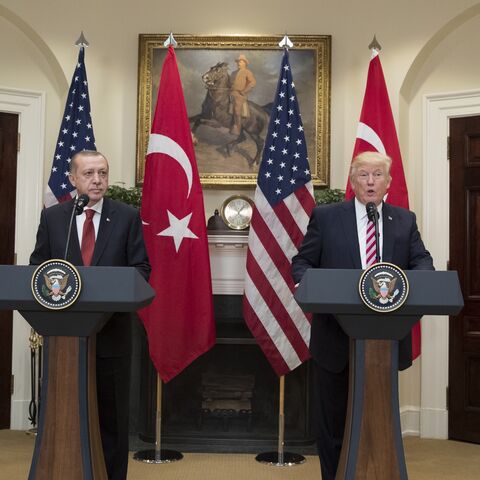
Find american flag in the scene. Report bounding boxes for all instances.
[44,47,96,207]
[243,49,316,376]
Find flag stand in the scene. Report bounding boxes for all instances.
[25,328,42,436]
[133,374,183,464]
[255,375,306,466]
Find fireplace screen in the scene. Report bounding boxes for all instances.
[137,295,314,453]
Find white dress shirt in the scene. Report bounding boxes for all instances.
[354,197,383,269]
[75,197,103,245]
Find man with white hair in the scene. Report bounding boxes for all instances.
[30,150,150,480]
[292,151,434,480]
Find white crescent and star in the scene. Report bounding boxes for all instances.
[142,133,198,252]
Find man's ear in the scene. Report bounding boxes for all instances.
[349,178,356,193]
[68,174,76,188]
[386,176,392,190]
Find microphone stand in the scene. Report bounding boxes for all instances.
[64,194,89,260]
[64,197,80,260]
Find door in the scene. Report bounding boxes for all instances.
[449,115,480,443]
[0,112,18,428]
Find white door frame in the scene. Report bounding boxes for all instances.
[422,89,480,438]
[0,86,45,429]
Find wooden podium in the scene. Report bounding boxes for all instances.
[294,268,463,480]
[0,265,154,480]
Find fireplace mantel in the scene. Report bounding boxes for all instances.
[208,234,248,295]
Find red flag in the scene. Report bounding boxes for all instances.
[346,49,420,360]
[139,46,216,382]
[243,50,315,376]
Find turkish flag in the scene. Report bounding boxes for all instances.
[346,49,421,360]
[139,46,216,382]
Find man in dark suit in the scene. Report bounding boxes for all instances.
[291,151,434,480]
[30,150,150,480]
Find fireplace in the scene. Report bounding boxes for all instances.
[135,235,315,453]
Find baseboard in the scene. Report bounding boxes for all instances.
[10,400,31,430]
[400,405,420,436]
[420,406,448,439]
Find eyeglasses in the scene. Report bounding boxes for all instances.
[356,171,385,181]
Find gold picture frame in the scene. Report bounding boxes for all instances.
[136,34,331,187]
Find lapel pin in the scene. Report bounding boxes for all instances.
[106,217,111,222]
[388,216,393,221]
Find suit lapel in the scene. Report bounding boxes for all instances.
[339,200,362,269]
[382,202,395,263]
[91,198,115,266]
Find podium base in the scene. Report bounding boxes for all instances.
[133,449,183,464]
[255,451,306,466]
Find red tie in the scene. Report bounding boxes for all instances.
[366,219,377,267]
[81,209,95,266]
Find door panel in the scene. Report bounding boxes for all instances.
[0,112,18,428]
[449,115,480,443]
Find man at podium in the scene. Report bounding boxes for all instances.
[291,151,434,480]
[30,150,150,480]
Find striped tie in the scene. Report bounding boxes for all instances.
[366,219,377,267]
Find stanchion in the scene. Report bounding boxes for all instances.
[255,375,306,466]
[26,328,42,436]
[133,374,183,463]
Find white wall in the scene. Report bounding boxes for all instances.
[1,0,479,431]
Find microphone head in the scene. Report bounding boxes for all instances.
[75,194,90,215]
[366,202,378,222]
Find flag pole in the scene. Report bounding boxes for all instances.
[133,374,183,464]
[278,375,285,464]
[255,375,306,466]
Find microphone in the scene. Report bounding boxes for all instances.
[366,202,381,263]
[74,194,90,215]
[64,194,90,260]
[366,202,378,222]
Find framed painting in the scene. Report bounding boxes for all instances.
[136,34,331,187]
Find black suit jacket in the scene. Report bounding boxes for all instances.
[291,199,434,372]
[30,197,151,357]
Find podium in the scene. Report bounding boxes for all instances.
[294,268,463,480]
[0,265,154,480]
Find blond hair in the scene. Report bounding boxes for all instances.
[349,151,392,181]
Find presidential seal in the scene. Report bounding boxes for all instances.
[31,259,82,310]
[358,262,409,313]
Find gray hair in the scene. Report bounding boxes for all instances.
[69,150,107,173]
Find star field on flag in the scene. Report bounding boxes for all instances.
[44,47,96,207]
